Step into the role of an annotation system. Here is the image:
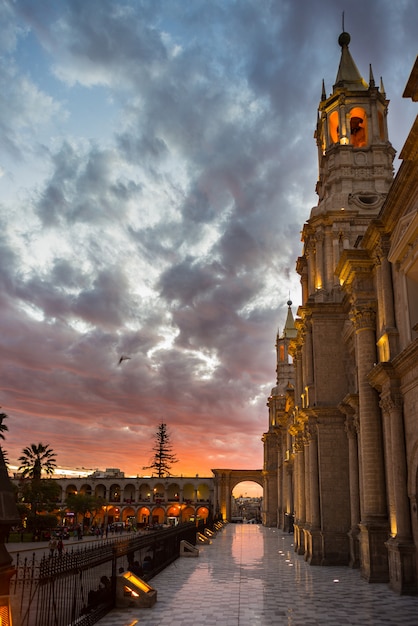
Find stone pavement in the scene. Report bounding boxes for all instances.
[96,523,418,626]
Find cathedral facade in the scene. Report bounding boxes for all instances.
[263,33,418,594]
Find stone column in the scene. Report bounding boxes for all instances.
[294,435,305,555]
[380,390,416,593]
[225,473,232,521]
[307,241,316,296]
[297,256,309,305]
[287,459,294,517]
[325,227,334,289]
[351,305,389,582]
[332,235,341,283]
[294,347,303,406]
[342,405,361,568]
[342,229,350,250]
[262,431,278,527]
[305,417,322,565]
[374,237,398,359]
[380,254,395,328]
[303,426,311,559]
[303,319,314,407]
[281,433,289,530]
[315,231,324,290]
[277,433,284,529]
[338,97,348,141]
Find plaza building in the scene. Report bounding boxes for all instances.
[263,32,418,594]
[14,469,214,527]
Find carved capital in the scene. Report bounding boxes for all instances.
[303,418,317,444]
[294,434,304,453]
[344,414,358,439]
[380,392,403,415]
[350,305,376,331]
[373,235,391,264]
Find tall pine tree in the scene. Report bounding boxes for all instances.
[143,423,178,477]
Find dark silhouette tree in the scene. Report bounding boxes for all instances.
[0,410,8,440]
[17,443,57,535]
[0,410,9,465]
[18,443,56,480]
[143,423,178,477]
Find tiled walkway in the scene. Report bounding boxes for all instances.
[97,524,418,626]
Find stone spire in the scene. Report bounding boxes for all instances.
[283,300,297,339]
[334,31,368,91]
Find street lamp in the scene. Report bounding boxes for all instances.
[103,504,110,536]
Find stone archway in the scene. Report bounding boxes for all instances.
[212,469,263,521]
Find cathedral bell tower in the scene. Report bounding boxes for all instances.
[299,31,395,304]
[290,31,395,569]
[262,301,297,528]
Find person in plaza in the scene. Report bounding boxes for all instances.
[129,560,143,576]
[57,537,64,557]
[48,536,57,557]
[142,555,153,572]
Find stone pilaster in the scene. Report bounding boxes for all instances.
[324,227,334,289]
[314,230,325,291]
[293,435,305,555]
[304,418,322,565]
[351,305,389,582]
[340,396,361,568]
[262,430,279,527]
[314,408,351,565]
[374,374,417,594]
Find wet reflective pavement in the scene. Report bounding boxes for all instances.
[97,523,418,625]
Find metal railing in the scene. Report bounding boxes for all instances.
[11,521,202,626]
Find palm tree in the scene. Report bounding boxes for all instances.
[0,411,9,440]
[18,443,57,480]
[0,410,9,465]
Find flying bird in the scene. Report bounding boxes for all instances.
[118,355,131,365]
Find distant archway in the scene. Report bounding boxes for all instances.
[196,506,209,521]
[137,506,151,525]
[152,506,165,524]
[122,507,135,524]
[181,506,195,522]
[212,469,263,521]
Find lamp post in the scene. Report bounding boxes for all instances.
[103,504,110,537]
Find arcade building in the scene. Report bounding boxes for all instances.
[14,470,213,528]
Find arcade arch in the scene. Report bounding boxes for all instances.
[212,469,263,521]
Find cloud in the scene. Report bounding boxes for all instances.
[1,0,417,479]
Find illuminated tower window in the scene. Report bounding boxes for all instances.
[329,110,340,144]
[349,107,367,147]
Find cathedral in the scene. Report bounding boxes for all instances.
[263,32,418,594]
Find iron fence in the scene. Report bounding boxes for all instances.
[11,522,202,626]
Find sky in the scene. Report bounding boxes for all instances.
[1,0,417,484]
